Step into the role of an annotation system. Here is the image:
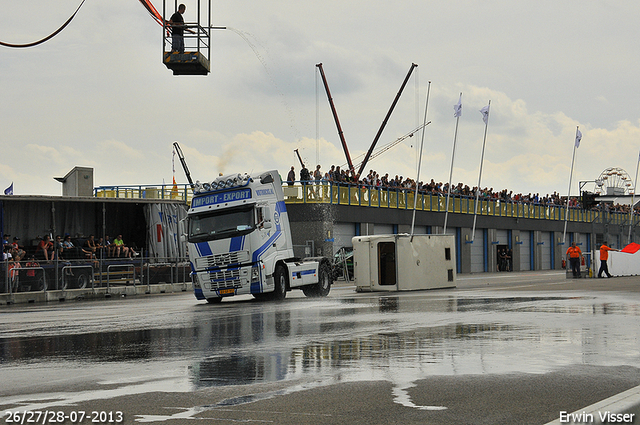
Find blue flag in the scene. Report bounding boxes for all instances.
[575,129,582,148]
[4,183,13,195]
[453,94,462,117]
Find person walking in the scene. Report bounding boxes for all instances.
[597,241,618,278]
[566,242,583,278]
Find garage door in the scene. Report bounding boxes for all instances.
[470,228,484,273]
[519,231,531,271]
[333,222,356,255]
[410,226,428,235]
[541,231,551,269]
[374,224,394,235]
[495,230,509,246]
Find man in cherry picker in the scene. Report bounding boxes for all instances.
[169,4,187,53]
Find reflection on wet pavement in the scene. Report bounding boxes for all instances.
[2,292,640,419]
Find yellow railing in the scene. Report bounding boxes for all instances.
[94,181,633,225]
[94,184,192,204]
[281,182,630,225]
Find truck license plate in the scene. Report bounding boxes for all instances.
[218,288,235,296]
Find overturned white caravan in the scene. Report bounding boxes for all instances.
[353,234,456,292]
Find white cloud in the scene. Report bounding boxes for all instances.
[2,0,640,199]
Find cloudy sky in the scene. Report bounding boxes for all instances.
[1,1,639,197]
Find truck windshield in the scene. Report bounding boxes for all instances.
[188,205,254,243]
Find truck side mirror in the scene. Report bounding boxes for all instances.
[263,206,272,229]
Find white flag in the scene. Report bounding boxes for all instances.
[453,94,462,117]
[480,104,490,124]
[575,129,582,148]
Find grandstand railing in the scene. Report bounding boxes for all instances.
[94,184,192,203]
[282,181,634,225]
[94,181,634,225]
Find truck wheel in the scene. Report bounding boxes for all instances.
[316,262,331,297]
[302,286,316,297]
[303,262,331,298]
[206,297,222,304]
[272,264,287,301]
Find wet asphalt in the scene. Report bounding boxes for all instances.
[1,271,640,424]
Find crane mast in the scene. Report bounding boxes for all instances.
[173,142,195,189]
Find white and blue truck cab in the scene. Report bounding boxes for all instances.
[187,170,332,303]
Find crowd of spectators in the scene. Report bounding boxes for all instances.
[3,233,137,264]
[2,233,139,292]
[287,164,640,213]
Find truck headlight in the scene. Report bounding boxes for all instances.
[251,267,259,281]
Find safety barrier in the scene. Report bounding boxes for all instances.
[1,257,192,297]
[105,264,137,289]
[61,265,95,290]
[142,260,191,288]
[7,266,46,293]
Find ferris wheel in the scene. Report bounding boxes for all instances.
[595,167,634,196]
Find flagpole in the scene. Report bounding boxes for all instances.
[628,150,640,243]
[444,93,462,235]
[410,81,431,242]
[471,100,490,242]
[562,126,580,245]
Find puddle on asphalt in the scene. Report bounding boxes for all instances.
[3,293,640,419]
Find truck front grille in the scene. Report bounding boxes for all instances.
[196,250,250,270]
[209,268,241,289]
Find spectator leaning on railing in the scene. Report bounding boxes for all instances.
[282,166,640,213]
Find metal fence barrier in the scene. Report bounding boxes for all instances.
[10,266,46,293]
[61,265,95,290]
[105,264,136,289]
[1,256,192,296]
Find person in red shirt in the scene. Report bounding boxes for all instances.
[25,256,39,278]
[35,235,54,261]
[597,241,618,278]
[11,237,25,261]
[566,242,583,278]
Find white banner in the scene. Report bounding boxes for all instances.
[145,203,188,261]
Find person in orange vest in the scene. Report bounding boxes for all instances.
[597,241,618,278]
[566,241,582,278]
